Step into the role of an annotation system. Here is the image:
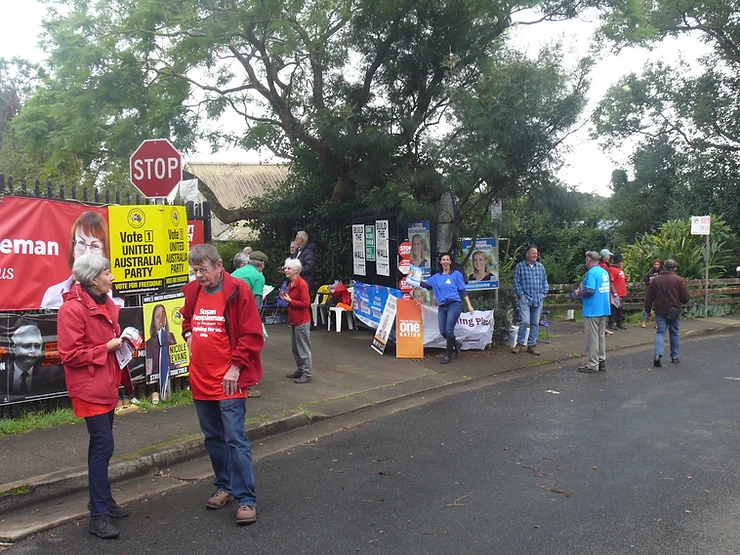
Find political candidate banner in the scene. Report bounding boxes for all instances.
[421,307,494,350]
[352,282,403,329]
[108,205,189,295]
[0,196,112,310]
[407,221,431,278]
[142,293,190,387]
[372,295,397,355]
[461,238,499,291]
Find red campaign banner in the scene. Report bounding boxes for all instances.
[187,220,205,249]
[0,196,109,310]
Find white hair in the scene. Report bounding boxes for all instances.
[284,257,302,272]
[72,254,111,286]
[296,230,308,242]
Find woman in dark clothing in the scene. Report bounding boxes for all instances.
[641,259,662,328]
[58,254,133,539]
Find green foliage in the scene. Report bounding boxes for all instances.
[622,217,737,280]
[0,407,78,435]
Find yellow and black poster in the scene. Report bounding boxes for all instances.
[108,205,189,295]
[142,293,189,385]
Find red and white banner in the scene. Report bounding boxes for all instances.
[0,196,108,310]
[421,307,494,350]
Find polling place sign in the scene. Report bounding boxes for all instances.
[108,205,189,295]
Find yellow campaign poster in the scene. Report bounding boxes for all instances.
[108,205,189,294]
[142,293,189,385]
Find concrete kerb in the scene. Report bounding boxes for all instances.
[1,318,737,522]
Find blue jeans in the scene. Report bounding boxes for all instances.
[437,301,462,338]
[85,410,115,517]
[194,398,256,507]
[517,301,542,346]
[654,314,680,359]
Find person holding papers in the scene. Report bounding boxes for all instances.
[420,253,474,365]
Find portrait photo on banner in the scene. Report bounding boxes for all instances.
[142,294,190,385]
[461,238,499,290]
[407,221,431,276]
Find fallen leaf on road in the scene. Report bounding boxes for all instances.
[445,494,470,507]
[538,485,573,497]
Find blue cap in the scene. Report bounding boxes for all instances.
[600,249,613,258]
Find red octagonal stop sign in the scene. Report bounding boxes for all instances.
[129,139,183,198]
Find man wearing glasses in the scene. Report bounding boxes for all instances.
[180,244,264,525]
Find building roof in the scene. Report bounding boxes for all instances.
[183,162,290,208]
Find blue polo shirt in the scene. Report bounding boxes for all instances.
[581,265,611,317]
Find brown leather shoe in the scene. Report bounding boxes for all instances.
[294,375,313,384]
[206,490,233,509]
[527,346,541,356]
[236,505,257,525]
[285,370,302,379]
[247,387,261,398]
[511,344,522,354]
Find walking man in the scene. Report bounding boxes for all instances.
[181,244,264,525]
[575,251,611,373]
[644,258,690,367]
[512,246,549,356]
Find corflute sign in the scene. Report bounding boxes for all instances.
[129,139,183,198]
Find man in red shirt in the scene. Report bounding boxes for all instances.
[181,244,264,525]
[608,254,628,330]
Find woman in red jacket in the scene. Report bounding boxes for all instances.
[282,258,313,383]
[58,254,132,539]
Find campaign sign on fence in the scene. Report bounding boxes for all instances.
[352,283,403,329]
[0,196,112,310]
[461,238,499,291]
[372,295,397,355]
[421,307,494,350]
[109,205,189,295]
[142,293,190,386]
[0,313,66,406]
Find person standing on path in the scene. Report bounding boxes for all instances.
[420,253,475,364]
[181,244,263,526]
[641,259,662,328]
[511,246,549,356]
[575,251,611,373]
[608,254,628,330]
[282,258,313,383]
[57,254,134,539]
[644,259,691,367]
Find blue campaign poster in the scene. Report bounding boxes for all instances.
[461,238,499,290]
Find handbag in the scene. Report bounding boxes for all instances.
[655,277,681,323]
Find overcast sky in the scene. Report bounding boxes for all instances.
[0,2,707,197]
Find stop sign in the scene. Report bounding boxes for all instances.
[129,139,182,198]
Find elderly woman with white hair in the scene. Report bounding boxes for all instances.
[281,257,313,383]
[57,254,134,539]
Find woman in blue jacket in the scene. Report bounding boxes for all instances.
[421,253,475,364]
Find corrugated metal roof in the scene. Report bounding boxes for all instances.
[184,162,290,209]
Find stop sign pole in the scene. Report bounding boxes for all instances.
[129,139,183,199]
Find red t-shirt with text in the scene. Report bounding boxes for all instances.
[609,266,628,297]
[189,290,246,401]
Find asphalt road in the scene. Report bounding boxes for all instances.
[8,333,740,555]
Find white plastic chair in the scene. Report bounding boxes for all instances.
[327,287,354,332]
[310,287,331,327]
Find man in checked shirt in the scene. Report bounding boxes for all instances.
[512,246,550,356]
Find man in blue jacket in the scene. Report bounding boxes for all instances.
[575,251,611,373]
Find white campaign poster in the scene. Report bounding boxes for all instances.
[372,295,397,355]
[375,219,390,277]
[421,306,493,350]
[352,224,366,276]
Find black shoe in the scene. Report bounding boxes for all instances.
[578,366,598,373]
[671,357,679,363]
[88,499,129,518]
[617,325,627,330]
[286,371,302,379]
[454,340,462,358]
[598,361,605,372]
[653,355,662,367]
[440,354,452,364]
[89,515,120,539]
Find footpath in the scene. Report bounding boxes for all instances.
[1,315,739,542]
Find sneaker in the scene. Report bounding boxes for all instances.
[511,344,522,354]
[527,346,541,356]
[294,375,313,384]
[206,490,233,509]
[87,498,129,518]
[285,370,302,379]
[577,366,599,373]
[247,387,261,398]
[89,515,120,539]
[236,505,257,525]
[653,355,662,368]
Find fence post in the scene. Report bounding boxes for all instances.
[34,180,40,197]
[59,185,65,199]
[0,174,4,194]
[46,183,53,198]
[202,201,212,243]
[7,176,13,193]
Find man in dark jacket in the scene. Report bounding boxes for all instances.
[644,258,691,367]
[294,230,317,292]
[181,244,263,525]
